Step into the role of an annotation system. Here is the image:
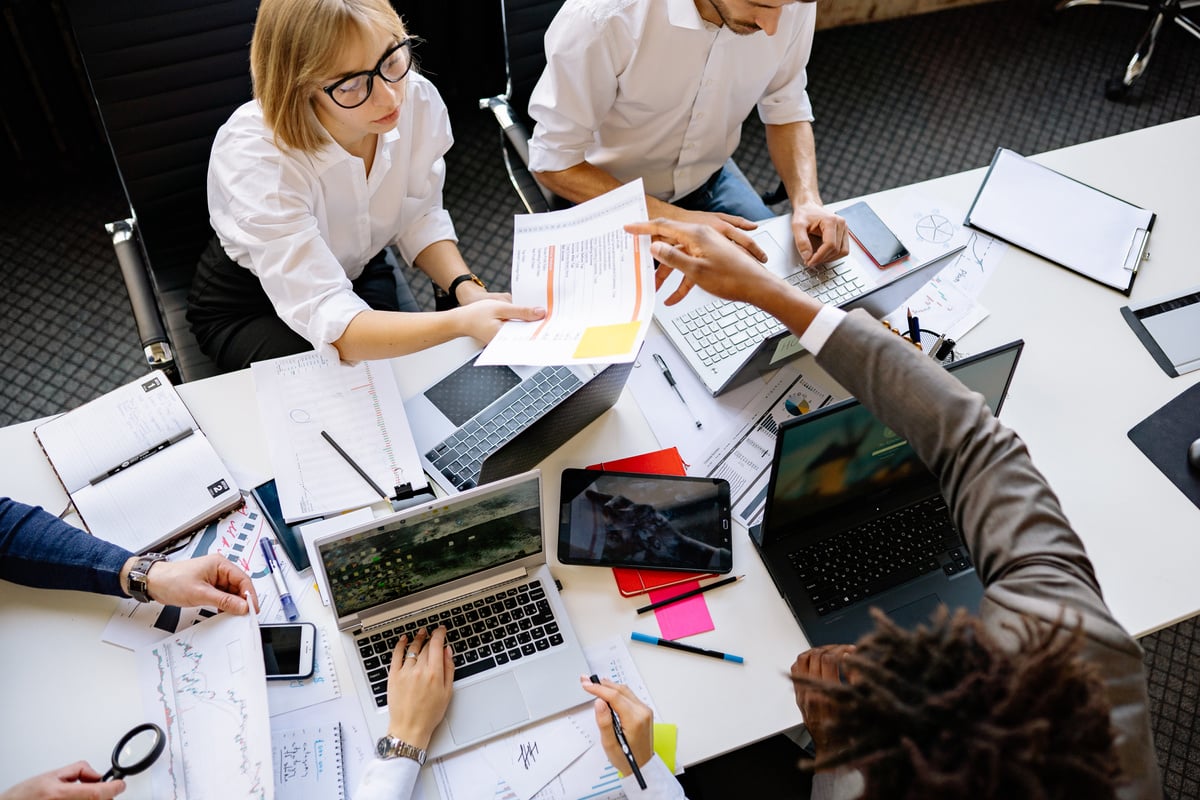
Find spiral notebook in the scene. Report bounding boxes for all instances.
[271,723,345,800]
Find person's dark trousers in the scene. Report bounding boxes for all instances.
[188,237,419,371]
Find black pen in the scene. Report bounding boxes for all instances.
[652,353,702,429]
[320,430,390,501]
[635,575,744,614]
[89,429,195,485]
[590,674,647,789]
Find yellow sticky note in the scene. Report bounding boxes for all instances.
[573,321,642,359]
[653,722,679,773]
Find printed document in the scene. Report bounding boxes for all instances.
[252,352,426,522]
[138,611,273,799]
[478,180,654,366]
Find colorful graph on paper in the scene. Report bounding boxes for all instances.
[139,611,274,799]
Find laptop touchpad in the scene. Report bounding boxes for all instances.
[885,594,942,629]
[446,673,530,743]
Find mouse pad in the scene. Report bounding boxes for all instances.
[1127,382,1200,511]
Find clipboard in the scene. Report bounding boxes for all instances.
[964,147,1155,295]
[1121,286,1200,377]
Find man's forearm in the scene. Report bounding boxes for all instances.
[764,121,822,209]
[533,162,689,220]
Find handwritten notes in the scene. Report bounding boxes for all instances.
[272,724,345,800]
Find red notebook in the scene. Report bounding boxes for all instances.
[586,447,716,597]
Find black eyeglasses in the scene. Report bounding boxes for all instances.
[321,39,414,109]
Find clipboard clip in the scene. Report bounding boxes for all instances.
[1123,227,1151,273]
[390,481,436,512]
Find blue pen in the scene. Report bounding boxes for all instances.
[630,631,743,663]
[260,538,299,621]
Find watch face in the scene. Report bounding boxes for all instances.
[376,737,391,758]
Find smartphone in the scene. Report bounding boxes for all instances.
[840,201,910,267]
[558,469,732,573]
[252,479,309,571]
[260,622,316,680]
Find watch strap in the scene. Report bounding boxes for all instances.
[447,272,486,301]
[127,552,167,603]
[376,734,427,765]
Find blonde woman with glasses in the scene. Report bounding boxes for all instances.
[188,0,544,371]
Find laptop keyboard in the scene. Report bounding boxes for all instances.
[672,259,867,367]
[786,496,973,617]
[354,578,565,708]
[425,366,583,490]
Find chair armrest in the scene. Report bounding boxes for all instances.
[481,95,568,214]
[105,219,178,381]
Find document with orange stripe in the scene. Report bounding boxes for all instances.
[476,179,653,366]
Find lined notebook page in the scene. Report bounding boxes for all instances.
[272,723,345,800]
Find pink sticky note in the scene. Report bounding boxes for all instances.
[649,581,715,640]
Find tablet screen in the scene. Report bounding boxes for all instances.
[558,469,732,573]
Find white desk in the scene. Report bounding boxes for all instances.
[2,116,1198,794]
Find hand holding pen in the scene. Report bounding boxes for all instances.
[581,675,653,789]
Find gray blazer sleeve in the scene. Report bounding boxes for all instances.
[813,310,1161,799]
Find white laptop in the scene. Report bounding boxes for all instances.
[657,213,962,396]
[405,353,633,495]
[312,470,590,756]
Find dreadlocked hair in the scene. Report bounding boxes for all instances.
[795,607,1121,800]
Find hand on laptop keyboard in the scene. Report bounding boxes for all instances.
[383,626,455,749]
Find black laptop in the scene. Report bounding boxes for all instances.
[751,340,1024,646]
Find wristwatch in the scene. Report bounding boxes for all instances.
[447,272,486,301]
[127,553,168,603]
[376,734,427,765]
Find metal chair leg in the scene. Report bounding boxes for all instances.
[1107,8,1166,98]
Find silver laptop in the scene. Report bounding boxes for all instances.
[657,213,963,396]
[405,353,633,495]
[312,470,590,756]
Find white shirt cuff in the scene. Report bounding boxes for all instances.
[355,755,421,800]
[618,754,687,799]
[798,304,847,356]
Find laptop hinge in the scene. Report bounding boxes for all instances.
[355,566,530,633]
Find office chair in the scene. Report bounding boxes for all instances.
[479,0,570,214]
[1053,0,1200,99]
[65,0,258,383]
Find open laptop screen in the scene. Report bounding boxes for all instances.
[318,477,542,618]
[765,341,1023,535]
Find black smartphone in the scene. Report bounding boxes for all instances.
[840,201,910,267]
[558,469,732,573]
[251,479,309,572]
[261,622,316,680]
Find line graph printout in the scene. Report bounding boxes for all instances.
[478,180,653,366]
[138,611,273,799]
[252,352,426,522]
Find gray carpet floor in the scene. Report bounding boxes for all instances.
[1,0,1197,794]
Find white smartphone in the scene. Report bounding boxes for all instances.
[260,622,316,680]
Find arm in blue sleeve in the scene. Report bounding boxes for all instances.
[0,497,132,596]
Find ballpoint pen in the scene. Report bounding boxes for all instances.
[928,332,947,361]
[260,538,300,621]
[590,674,647,789]
[652,353,702,429]
[321,430,390,501]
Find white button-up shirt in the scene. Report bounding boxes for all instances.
[527,0,816,202]
[207,72,458,358]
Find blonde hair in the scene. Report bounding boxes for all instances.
[250,0,407,153]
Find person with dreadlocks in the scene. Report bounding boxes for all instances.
[578,218,1161,800]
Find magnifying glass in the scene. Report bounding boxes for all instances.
[102,723,166,781]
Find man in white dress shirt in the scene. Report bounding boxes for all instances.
[527,0,849,267]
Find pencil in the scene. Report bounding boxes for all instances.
[635,575,744,614]
[630,632,744,663]
[320,430,389,501]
